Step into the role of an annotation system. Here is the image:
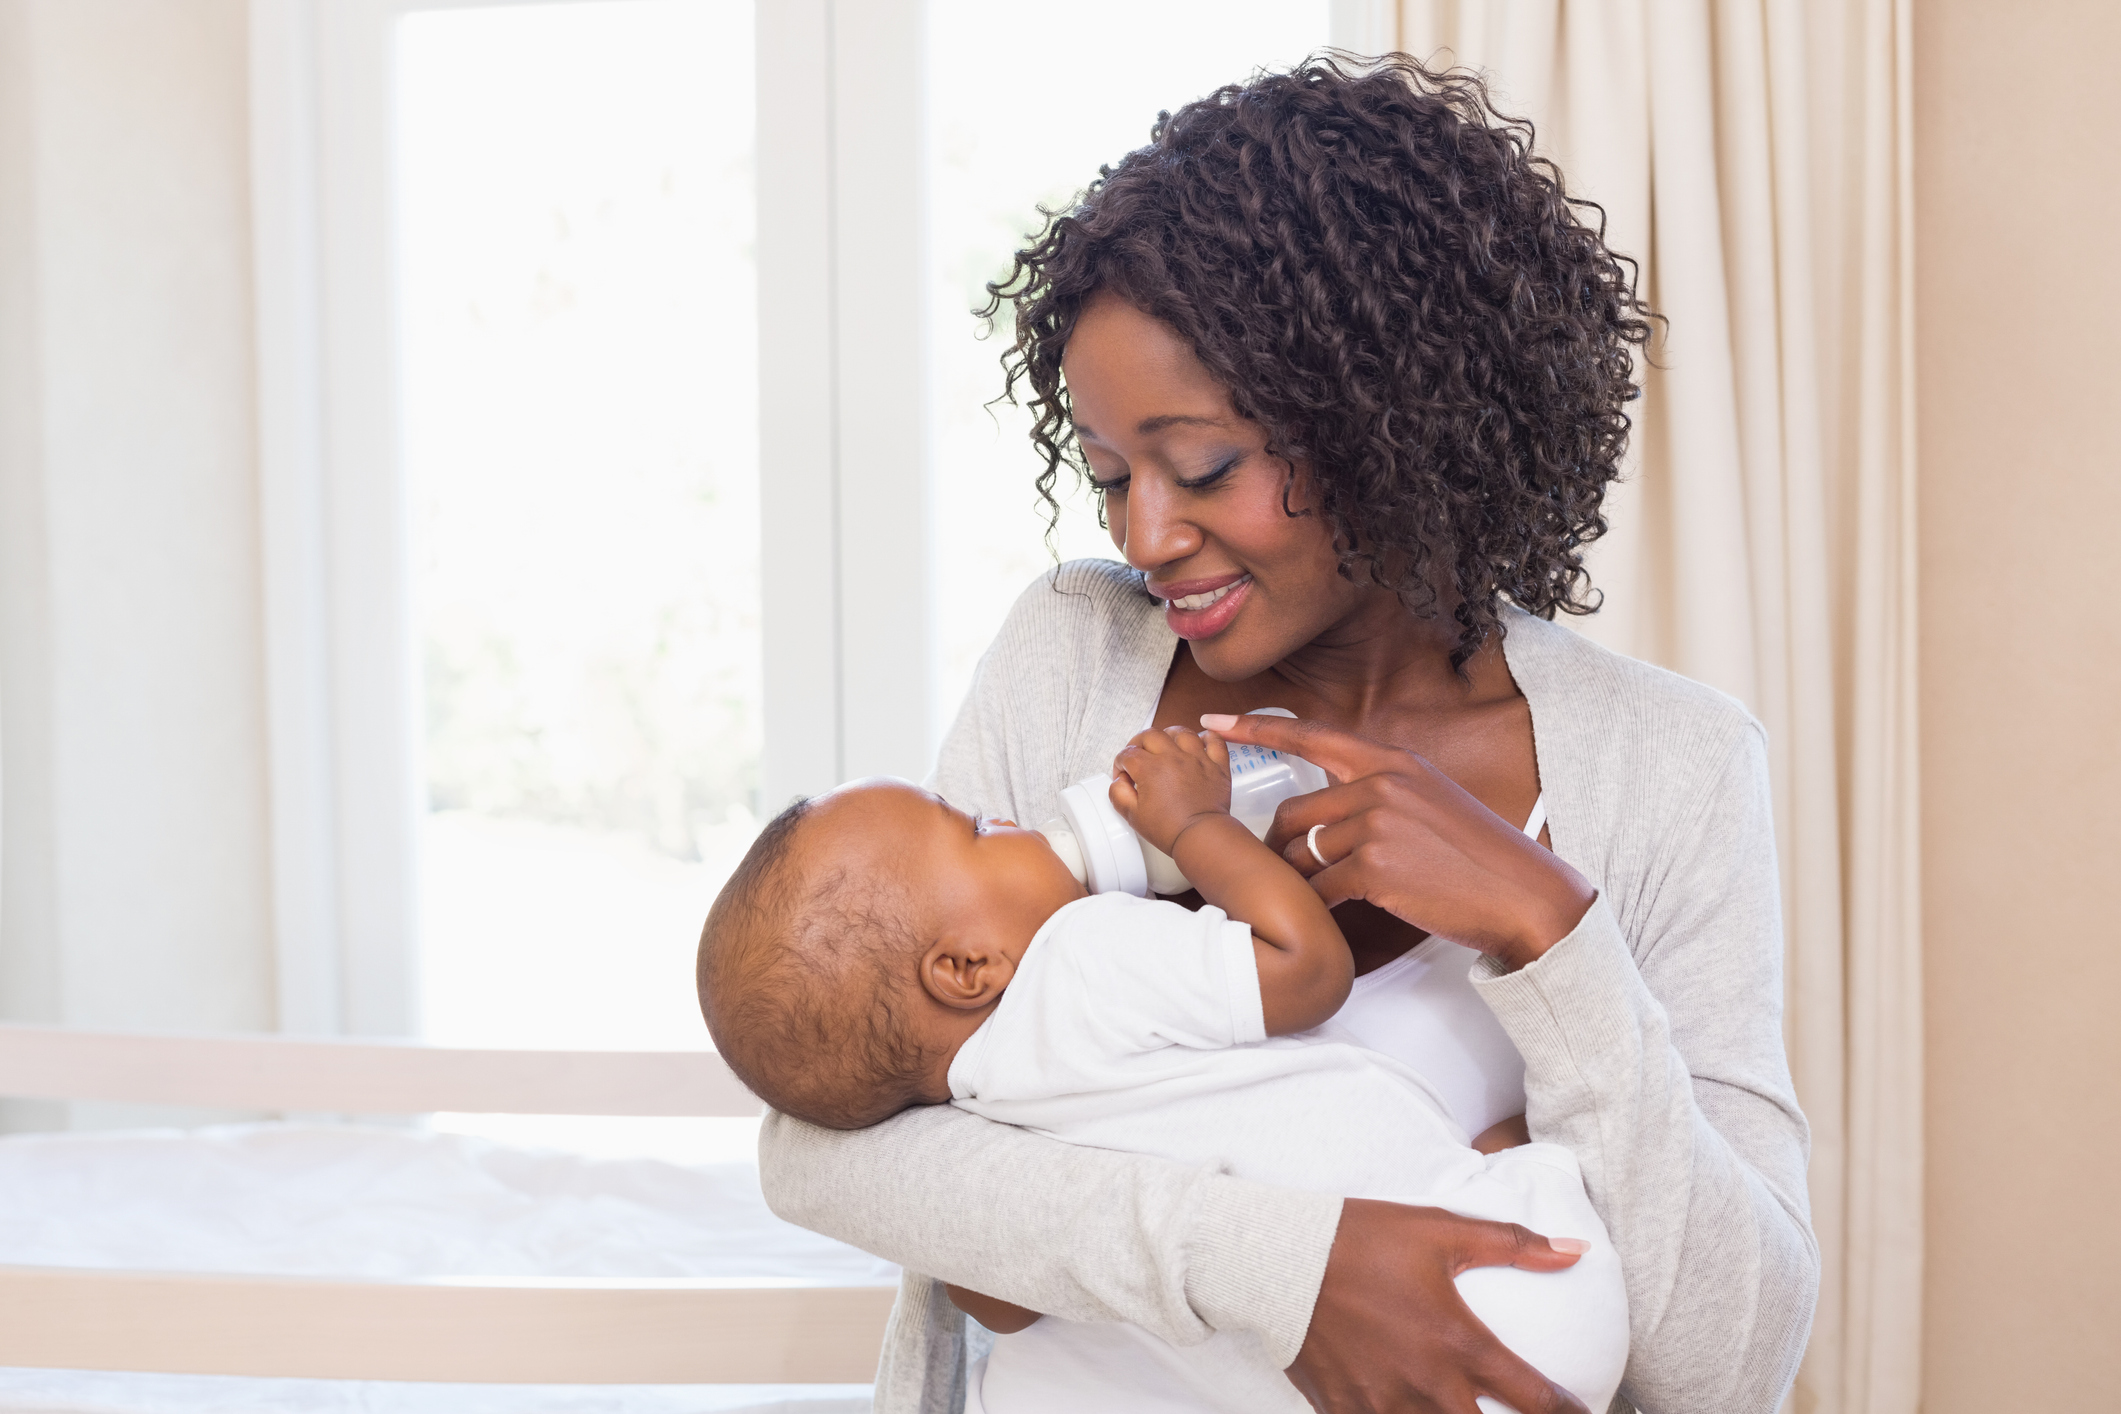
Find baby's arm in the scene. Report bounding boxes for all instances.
[943,1283,1040,1333]
[1110,728,1352,1035]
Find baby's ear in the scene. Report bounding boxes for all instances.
[919,935,1012,1010]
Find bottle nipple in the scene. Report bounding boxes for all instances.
[1038,819,1089,886]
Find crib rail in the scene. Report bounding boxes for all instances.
[0,1022,758,1116]
[0,1266,895,1383]
[0,1024,897,1387]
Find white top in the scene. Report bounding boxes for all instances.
[948,895,1466,1172]
[949,892,1628,1414]
[1334,936,1525,1136]
[1329,797,1542,1137]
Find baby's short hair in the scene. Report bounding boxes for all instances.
[696,796,936,1129]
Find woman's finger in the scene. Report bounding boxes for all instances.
[1198,711,1399,785]
[1475,1345,1593,1414]
[1260,779,1377,850]
[1447,1215,1591,1275]
[1303,856,1369,912]
[1286,816,1358,879]
[1439,1216,1595,1410]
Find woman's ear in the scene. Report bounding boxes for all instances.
[919,934,1016,1011]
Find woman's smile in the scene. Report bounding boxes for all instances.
[1152,572,1253,639]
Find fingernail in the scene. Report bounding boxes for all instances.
[1547,1237,1591,1255]
[1199,713,1237,730]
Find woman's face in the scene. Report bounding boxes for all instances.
[1062,292,1360,681]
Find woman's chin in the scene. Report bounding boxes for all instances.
[1182,627,1281,684]
[1167,585,1309,682]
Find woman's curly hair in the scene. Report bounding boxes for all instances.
[981,53,1654,666]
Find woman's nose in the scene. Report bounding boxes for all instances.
[1118,481,1202,572]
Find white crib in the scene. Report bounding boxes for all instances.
[0,1023,893,1391]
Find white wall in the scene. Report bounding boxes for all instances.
[1916,1,2121,1405]
[0,0,274,1126]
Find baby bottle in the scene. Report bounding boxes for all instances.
[1038,708,1330,897]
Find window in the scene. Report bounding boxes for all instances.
[397,1,759,1062]
[253,0,1363,1106]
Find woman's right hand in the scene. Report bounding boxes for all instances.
[1286,1200,1593,1414]
[1203,713,1594,971]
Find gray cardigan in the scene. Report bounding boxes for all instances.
[759,559,1817,1414]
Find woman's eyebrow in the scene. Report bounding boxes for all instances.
[1076,413,1231,442]
[1136,413,1231,434]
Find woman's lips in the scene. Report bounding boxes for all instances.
[1159,574,1253,640]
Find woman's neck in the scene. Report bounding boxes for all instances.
[1265,588,1514,728]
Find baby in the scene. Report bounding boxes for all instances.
[698,727,1629,1414]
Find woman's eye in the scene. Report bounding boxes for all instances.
[1177,455,1242,490]
[1087,474,1130,495]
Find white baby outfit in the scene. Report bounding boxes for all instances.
[948,892,1630,1414]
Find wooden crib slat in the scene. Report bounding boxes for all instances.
[0,1267,893,1383]
[0,1023,759,1116]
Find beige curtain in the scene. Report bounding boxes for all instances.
[1382,4,1923,1412]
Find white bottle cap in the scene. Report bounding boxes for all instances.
[1037,710,1322,897]
[1057,776,1150,897]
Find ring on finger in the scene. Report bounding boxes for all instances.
[1305,823,1331,869]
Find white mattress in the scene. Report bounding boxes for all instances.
[0,1122,893,1414]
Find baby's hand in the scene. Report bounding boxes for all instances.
[1109,728,1232,855]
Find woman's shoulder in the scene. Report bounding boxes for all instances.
[1500,607,1769,883]
[1498,612,1786,1005]
[1003,556,1161,630]
[985,557,1172,682]
[1501,606,1763,758]
[938,559,1175,797]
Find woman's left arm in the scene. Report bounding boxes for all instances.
[1469,726,1816,1414]
[1211,712,1817,1414]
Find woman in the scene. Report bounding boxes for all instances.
[760,56,1816,1414]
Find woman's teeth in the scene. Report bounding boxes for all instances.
[1169,577,1250,612]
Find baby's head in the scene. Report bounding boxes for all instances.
[696,779,1083,1129]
